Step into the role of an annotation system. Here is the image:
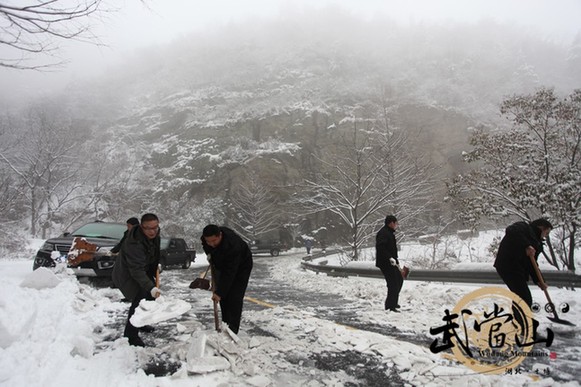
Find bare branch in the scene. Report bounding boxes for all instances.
[0,0,114,69]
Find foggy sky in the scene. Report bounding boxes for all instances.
[1,0,580,105]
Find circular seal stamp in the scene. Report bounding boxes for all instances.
[450,287,534,374]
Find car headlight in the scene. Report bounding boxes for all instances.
[41,242,55,251]
[96,246,115,255]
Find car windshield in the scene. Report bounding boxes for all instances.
[71,223,126,239]
[160,238,170,249]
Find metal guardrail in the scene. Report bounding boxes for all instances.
[300,255,581,288]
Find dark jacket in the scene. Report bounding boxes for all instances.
[112,226,160,299]
[494,221,543,283]
[376,225,398,270]
[110,229,129,254]
[201,227,253,299]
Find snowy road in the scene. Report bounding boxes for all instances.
[101,253,410,384]
[94,251,580,385]
[2,254,579,386]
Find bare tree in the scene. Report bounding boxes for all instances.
[229,171,280,242]
[0,167,23,228]
[61,140,153,230]
[283,220,304,248]
[294,116,435,261]
[1,109,74,235]
[157,196,226,249]
[0,104,110,236]
[0,1,142,69]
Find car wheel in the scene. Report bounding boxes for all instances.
[182,258,191,269]
[270,249,280,257]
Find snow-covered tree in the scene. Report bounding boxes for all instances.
[0,107,88,236]
[229,171,280,242]
[157,196,226,248]
[447,88,581,271]
[0,104,151,237]
[283,221,303,248]
[294,111,435,260]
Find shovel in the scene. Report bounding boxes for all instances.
[209,262,221,332]
[529,254,575,326]
[189,265,211,290]
[67,237,98,266]
[188,256,221,331]
[391,258,410,280]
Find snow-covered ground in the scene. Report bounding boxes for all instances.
[0,232,580,386]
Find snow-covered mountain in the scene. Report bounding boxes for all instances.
[2,13,580,243]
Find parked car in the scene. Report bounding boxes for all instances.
[159,237,196,272]
[33,221,126,277]
[249,239,288,257]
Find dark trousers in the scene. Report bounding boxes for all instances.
[219,272,251,334]
[496,268,533,307]
[380,265,404,310]
[124,288,153,339]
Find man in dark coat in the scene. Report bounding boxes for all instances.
[376,214,404,312]
[494,218,552,307]
[112,213,161,347]
[201,224,253,334]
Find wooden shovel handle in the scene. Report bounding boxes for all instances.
[528,253,547,290]
[156,268,160,288]
[201,265,210,279]
[528,253,557,309]
[213,299,221,332]
[208,256,221,332]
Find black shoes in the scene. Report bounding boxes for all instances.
[386,304,402,312]
[139,325,155,333]
[127,335,146,347]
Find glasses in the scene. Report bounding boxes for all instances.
[142,225,160,232]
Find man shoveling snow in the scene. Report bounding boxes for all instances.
[112,213,163,347]
[200,224,253,335]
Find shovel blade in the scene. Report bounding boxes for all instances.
[189,278,211,290]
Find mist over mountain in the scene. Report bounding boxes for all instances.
[80,13,578,117]
[2,12,580,243]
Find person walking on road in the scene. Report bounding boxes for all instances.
[112,213,161,347]
[376,215,404,312]
[305,238,313,255]
[201,224,253,334]
[494,218,553,307]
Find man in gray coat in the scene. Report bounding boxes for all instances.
[112,213,161,347]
